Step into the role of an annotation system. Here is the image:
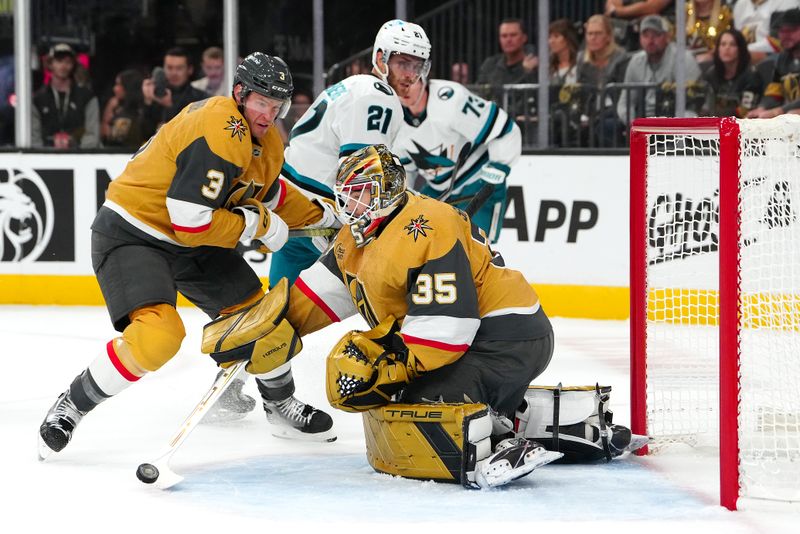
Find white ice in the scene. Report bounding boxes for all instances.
[2,306,798,533]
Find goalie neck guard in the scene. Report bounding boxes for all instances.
[233,52,293,119]
[334,144,407,247]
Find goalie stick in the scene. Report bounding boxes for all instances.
[136,360,248,489]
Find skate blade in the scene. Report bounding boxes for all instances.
[270,426,338,443]
[478,450,563,489]
[625,434,650,453]
[37,432,55,461]
[201,408,250,425]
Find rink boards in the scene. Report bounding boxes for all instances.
[0,153,630,319]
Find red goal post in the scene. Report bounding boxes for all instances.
[629,117,800,511]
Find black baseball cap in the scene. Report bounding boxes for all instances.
[778,8,800,28]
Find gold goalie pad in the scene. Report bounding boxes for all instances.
[201,278,302,374]
[362,403,492,488]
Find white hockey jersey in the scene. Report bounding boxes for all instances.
[394,79,521,198]
[281,74,403,202]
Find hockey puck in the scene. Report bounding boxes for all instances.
[136,463,159,484]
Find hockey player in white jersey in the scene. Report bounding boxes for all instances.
[395,73,521,243]
[235,20,433,439]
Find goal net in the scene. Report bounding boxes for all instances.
[629,116,800,510]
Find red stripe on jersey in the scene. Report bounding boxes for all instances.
[400,334,469,353]
[295,277,340,323]
[172,221,212,233]
[276,179,287,208]
[106,340,140,382]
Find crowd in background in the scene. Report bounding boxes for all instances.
[5,0,800,150]
[463,0,800,147]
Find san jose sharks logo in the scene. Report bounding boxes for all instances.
[404,214,432,241]
[407,141,454,174]
[224,116,248,141]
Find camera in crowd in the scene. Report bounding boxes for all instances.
[151,66,168,97]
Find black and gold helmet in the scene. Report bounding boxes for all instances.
[233,52,293,118]
[334,144,406,247]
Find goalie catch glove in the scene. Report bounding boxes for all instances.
[326,316,421,413]
[233,198,289,252]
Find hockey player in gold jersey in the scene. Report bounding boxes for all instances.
[201,144,560,487]
[38,53,339,459]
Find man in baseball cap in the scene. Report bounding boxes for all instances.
[32,42,100,148]
[747,8,800,118]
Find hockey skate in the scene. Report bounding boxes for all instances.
[38,390,86,460]
[262,396,337,442]
[202,373,256,424]
[475,437,563,489]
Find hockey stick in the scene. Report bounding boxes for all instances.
[237,227,338,254]
[437,142,472,202]
[136,360,248,489]
[288,227,337,238]
[464,182,495,217]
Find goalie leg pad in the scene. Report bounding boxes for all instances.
[362,403,492,488]
[515,385,646,462]
[211,317,303,375]
[202,278,303,374]
[202,277,289,354]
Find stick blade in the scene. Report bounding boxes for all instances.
[136,460,184,489]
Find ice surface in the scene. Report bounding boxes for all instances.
[2,306,797,533]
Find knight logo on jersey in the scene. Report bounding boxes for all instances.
[404,214,432,241]
[224,116,248,141]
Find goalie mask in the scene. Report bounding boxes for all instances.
[372,19,432,84]
[334,144,407,247]
[233,52,293,119]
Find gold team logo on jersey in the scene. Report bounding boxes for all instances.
[224,116,248,141]
[404,215,432,241]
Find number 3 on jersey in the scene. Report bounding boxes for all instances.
[412,273,457,305]
[367,105,393,134]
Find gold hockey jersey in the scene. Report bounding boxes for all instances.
[286,192,551,373]
[100,96,322,248]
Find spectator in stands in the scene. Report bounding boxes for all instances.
[605,0,675,50]
[191,46,225,97]
[686,0,734,67]
[617,15,702,124]
[578,14,631,146]
[141,47,207,137]
[101,69,146,149]
[345,58,370,77]
[548,19,580,146]
[0,55,14,146]
[747,8,800,118]
[451,61,470,84]
[276,89,313,145]
[733,0,799,63]
[477,18,538,85]
[549,19,580,85]
[702,29,763,117]
[605,0,675,19]
[31,43,100,149]
[477,18,538,123]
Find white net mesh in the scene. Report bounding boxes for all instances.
[641,116,800,502]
